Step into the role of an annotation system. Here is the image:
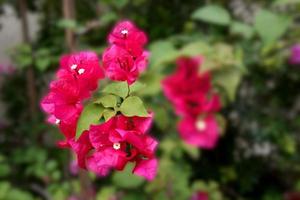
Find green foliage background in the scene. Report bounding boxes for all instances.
[0,0,300,199]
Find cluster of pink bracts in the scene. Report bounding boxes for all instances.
[162,56,221,149]
[41,21,158,180]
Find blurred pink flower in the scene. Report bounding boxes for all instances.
[69,159,79,175]
[289,44,300,65]
[162,56,221,149]
[178,115,219,149]
[190,191,209,200]
[0,64,16,75]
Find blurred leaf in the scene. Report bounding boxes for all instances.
[12,44,32,69]
[76,103,104,139]
[181,142,200,159]
[57,19,77,29]
[180,41,211,57]
[254,9,291,44]
[99,12,118,26]
[139,72,163,96]
[0,182,10,198]
[96,186,115,200]
[149,40,178,71]
[129,81,146,95]
[120,96,148,117]
[0,164,11,177]
[191,5,231,26]
[35,48,52,71]
[213,67,242,102]
[112,163,144,188]
[103,81,129,98]
[95,94,117,108]
[273,0,300,5]
[152,105,169,130]
[230,21,255,39]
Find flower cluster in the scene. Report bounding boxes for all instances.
[102,20,149,84]
[87,114,158,180]
[41,21,158,180]
[41,51,104,139]
[289,44,300,65]
[162,56,221,149]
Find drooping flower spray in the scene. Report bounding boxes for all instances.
[41,20,158,180]
[162,56,222,149]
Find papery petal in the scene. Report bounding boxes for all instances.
[87,148,127,176]
[178,115,219,149]
[133,158,158,181]
[69,131,92,168]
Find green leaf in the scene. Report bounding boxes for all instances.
[152,105,169,130]
[35,48,51,71]
[254,9,291,44]
[95,94,117,108]
[12,44,33,69]
[103,109,116,121]
[96,186,116,200]
[129,81,146,94]
[149,40,178,71]
[112,163,144,188]
[230,22,255,39]
[213,67,242,102]
[191,5,231,26]
[273,0,300,6]
[0,164,10,178]
[103,81,129,98]
[76,103,104,139]
[120,96,148,117]
[179,41,211,57]
[139,73,163,96]
[181,142,200,160]
[57,19,77,29]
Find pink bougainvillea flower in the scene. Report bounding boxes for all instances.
[102,45,149,84]
[133,158,158,181]
[162,56,208,104]
[41,79,82,122]
[174,93,221,117]
[289,44,300,65]
[57,51,104,93]
[68,130,93,169]
[162,56,220,117]
[178,115,219,149]
[0,64,16,76]
[108,20,147,57]
[190,191,209,200]
[162,55,222,149]
[69,159,79,175]
[87,114,158,179]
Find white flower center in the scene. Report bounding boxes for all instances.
[78,68,85,75]
[113,142,121,150]
[55,118,61,125]
[121,29,128,35]
[196,120,206,131]
[70,64,77,70]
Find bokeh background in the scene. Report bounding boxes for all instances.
[0,0,300,199]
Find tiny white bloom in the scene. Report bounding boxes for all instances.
[196,120,206,131]
[78,68,85,75]
[121,29,128,35]
[55,119,61,125]
[70,64,77,70]
[113,142,121,150]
